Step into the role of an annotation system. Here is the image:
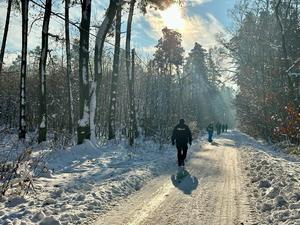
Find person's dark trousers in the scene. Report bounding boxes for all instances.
[176,144,188,166]
[208,131,213,142]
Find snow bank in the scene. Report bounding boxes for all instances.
[230,131,300,225]
[0,133,179,225]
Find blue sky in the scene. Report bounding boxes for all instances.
[187,0,235,27]
[0,0,236,64]
[130,0,236,55]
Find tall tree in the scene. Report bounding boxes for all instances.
[38,0,52,143]
[186,42,212,127]
[128,48,137,145]
[19,0,29,139]
[77,0,92,144]
[275,0,295,102]
[65,0,74,135]
[207,48,221,89]
[91,0,118,140]
[126,0,137,145]
[153,27,184,140]
[227,0,300,142]
[0,0,13,76]
[108,3,122,140]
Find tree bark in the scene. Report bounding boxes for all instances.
[0,0,12,76]
[91,0,118,140]
[77,0,92,144]
[38,0,52,143]
[125,0,135,83]
[108,4,122,140]
[128,49,137,146]
[19,0,29,140]
[65,0,74,135]
[125,0,138,145]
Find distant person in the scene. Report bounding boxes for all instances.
[222,124,225,133]
[206,123,214,143]
[171,119,192,167]
[225,124,228,132]
[216,122,221,135]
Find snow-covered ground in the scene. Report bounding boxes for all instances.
[0,132,181,225]
[1,130,299,225]
[233,131,300,225]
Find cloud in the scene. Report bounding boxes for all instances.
[3,52,19,66]
[0,4,22,50]
[135,46,156,58]
[0,2,67,53]
[182,13,225,50]
[141,9,164,40]
[1,0,226,65]
[0,1,102,52]
[184,0,213,6]
[138,6,226,52]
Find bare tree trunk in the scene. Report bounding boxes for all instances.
[125,0,135,84]
[128,49,137,146]
[108,4,122,140]
[91,0,118,140]
[77,0,92,144]
[19,0,29,140]
[38,0,52,143]
[125,0,138,145]
[65,0,74,135]
[0,0,12,76]
[296,0,299,20]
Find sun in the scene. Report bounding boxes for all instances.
[160,4,185,30]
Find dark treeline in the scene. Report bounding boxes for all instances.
[225,0,300,143]
[0,33,235,144]
[0,0,235,146]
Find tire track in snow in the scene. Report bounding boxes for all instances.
[94,135,252,225]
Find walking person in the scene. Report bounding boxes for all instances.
[206,123,214,143]
[171,119,192,167]
[216,122,221,135]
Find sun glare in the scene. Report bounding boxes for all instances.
[160,4,185,30]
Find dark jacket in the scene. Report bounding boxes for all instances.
[207,124,214,132]
[171,123,192,146]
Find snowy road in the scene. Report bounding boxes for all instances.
[94,135,251,225]
[2,131,299,225]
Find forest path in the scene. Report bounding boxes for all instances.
[94,134,252,225]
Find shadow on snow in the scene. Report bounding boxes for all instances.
[171,168,198,195]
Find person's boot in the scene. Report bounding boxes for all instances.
[178,158,184,168]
